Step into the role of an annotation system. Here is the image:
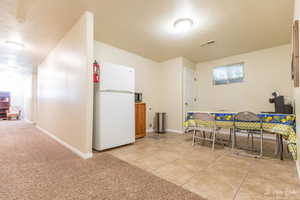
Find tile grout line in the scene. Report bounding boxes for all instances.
[232,171,249,200]
[181,153,226,187]
[205,152,226,169]
[151,146,215,186]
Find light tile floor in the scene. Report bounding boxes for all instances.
[105,133,300,200]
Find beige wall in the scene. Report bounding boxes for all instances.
[36,12,94,158]
[32,73,38,123]
[294,0,300,171]
[182,57,196,70]
[23,73,33,122]
[94,41,161,130]
[93,42,193,133]
[23,72,37,123]
[23,70,38,123]
[195,45,293,113]
[159,57,185,132]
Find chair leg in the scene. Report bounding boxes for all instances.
[260,129,263,157]
[212,129,216,151]
[275,134,279,156]
[251,133,254,151]
[234,131,237,148]
[229,129,232,146]
[192,129,196,146]
[232,127,235,151]
[280,135,284,160]
[202,131,206,145]
[247,134,250,144]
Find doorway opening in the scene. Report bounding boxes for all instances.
[0,67,34,121]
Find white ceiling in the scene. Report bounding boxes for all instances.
[0,0,294,70]
[89,0,294,62]
[0,0,85,71]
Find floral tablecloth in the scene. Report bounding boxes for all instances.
[184,112,297,160]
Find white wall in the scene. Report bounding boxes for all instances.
[23,72,38,123]
[37,12,94,158]
[93,42,197,133]
[23,73,33,122]
[293,0,300,173]
[182,57,196,70]
[158,45,292,133]
[159,57,197,132]
[94,41,161,130]
[196,45,293,113]
[32,73,38,122]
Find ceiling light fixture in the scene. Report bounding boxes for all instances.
[174,18,193,33]
[5,41,25,50]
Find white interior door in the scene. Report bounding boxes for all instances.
[183,67,198,121]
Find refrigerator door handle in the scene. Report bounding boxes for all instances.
[100,89,134,94]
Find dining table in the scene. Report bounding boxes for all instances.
[184,111,297,160]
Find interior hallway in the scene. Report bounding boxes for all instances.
[0,121,203,200]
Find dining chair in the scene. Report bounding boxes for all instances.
[214,113,235,147]
[233,111,263,157]
[191,112,217,151]
[6,106,21,120]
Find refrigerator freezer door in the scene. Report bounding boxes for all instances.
[93,91,135,150]
[100,62,135,92]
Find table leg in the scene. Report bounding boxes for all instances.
[275,134,279,156]
[228,128,232,146]
[232,127,235,150]
[279,135,284,160]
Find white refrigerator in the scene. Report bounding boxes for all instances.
[93,62,135,151]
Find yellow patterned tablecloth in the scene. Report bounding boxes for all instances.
[184,112,297,160]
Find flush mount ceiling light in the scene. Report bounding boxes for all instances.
[5,41,25,50]
[174,18,193,33]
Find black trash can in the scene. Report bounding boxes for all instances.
[155,112,166,133]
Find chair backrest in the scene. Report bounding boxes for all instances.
[236,111,260,122]
[7,106,20,114]
[191,112,215,128]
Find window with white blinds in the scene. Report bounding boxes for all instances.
[213,63,244,85]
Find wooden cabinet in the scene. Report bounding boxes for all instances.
[135,103,146,139]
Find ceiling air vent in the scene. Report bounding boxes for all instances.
[200,40,216,47]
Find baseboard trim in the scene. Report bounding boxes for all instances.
[36,125,93,159]
[25,119,36,125]
[146,129,154,133]
[296,161,300,183]
[147,129,185,134]
[166,129,184,134]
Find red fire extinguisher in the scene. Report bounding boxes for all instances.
[93,60,100,83]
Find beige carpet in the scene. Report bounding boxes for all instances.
[0,121,205,200]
